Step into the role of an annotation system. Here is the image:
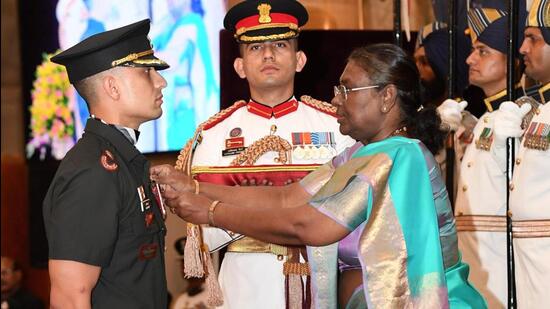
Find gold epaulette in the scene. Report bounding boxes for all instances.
[300,95,337,116]
[201,100,247,130]
[174,100,247,170]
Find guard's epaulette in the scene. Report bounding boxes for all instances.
[175,100,247,171]
[300,95,337,117]
[202,100,248,130]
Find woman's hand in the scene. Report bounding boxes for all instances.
[150,164,195,195]
[165,190,211,225]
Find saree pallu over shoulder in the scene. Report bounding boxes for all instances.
[307,137,450,308]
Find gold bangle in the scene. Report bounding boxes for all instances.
[193,179,200,195]
[208,200,221,227]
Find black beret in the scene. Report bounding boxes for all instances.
[224,0,308,43]
[51,19,169,83]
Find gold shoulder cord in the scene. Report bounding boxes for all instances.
[300,95,337,114]
[175,100,247,171]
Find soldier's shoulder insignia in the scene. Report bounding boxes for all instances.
[100,149,118,171]
[175,100,247,171]
[300,95,337,117]
[202,100,247,130]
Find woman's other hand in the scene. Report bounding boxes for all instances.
[165,190,210,225]
[150,164,195,196]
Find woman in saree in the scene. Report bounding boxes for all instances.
[152,43,486,308]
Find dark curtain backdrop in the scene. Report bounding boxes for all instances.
[19,0,59,267]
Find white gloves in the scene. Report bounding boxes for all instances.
[437,99,468,131]
[491,101,532,172]
[493,101,532,147]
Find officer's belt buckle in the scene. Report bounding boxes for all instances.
[227,237,288,260]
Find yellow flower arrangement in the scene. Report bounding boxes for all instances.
[27,51,75,160]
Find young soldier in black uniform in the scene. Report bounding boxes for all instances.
[43,19,170,308]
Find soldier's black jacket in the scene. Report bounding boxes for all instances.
[43,118,167,308]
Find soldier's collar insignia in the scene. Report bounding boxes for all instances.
[247,98,298,119]
[539,82,550,104]
[483,86,522,112]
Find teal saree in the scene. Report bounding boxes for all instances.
[301,137,486,308]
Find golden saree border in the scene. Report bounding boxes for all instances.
[314,153,416,307]
[359,183,412,307]
[310,155,390,230]
[312,154,390,201]
[357,154,447,308]
[300,162,335,196]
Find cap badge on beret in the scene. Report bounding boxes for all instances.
[258,4,272,24]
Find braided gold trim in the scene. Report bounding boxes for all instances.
[230,134,292,166]
[132,59,168,66]
[200,100,247,129]
[175,136,195,171]
[236,22,299,36]
[283,262,311,276]
[111,49,154,67]
[238,31,298,42]
[192,165,319,174]
[300,95,337,114]
[175,101,247,170]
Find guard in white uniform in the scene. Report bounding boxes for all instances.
[175,1,355,308]
[454,7,526,308]
[493,1,550,307]
[414,21,474,195]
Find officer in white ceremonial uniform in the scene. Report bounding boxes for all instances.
[453,7,528,308]
[175,1,355,308]
[491,0,550,307]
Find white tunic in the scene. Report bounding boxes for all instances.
[455,92,509,308]
[191,97,355,309]
[509,84,550,309]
